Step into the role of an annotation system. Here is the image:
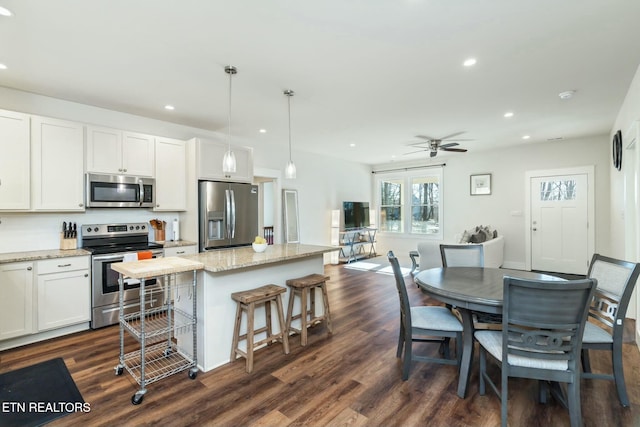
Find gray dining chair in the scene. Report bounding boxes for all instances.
[439,244,484,267]
[439,243,501,327]
[475,276,596,427]
[387,251,463,380]
[581,253,640,407]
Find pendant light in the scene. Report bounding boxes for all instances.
[284,89,296,179]
[222,65,237,175]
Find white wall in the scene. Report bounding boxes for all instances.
[375,134,611,269]
[610,64,640,337]
[252,145,372,246]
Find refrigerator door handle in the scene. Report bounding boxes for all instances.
[225,189,232,238]
[230,189,236,238]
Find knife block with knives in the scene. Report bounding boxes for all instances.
[60,221,77,250]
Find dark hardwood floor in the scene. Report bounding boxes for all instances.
[1,261,639,426]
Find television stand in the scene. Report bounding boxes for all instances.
[337,228,377,263]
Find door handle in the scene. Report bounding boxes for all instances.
[230,189,236,238]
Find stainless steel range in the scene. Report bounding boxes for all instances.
[82,223,164,329]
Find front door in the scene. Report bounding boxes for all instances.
[530,173,589,274]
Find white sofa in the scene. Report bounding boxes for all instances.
[415,235,504,272]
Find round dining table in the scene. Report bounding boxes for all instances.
[414,267,564,398]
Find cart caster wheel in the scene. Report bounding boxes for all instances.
[163,348,172,357]
[189,370,197,380]
[132,393,144,405]
[115,366,123,376]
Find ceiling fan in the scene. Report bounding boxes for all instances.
[405,132,471,158]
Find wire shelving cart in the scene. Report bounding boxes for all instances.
[111,257,204,405]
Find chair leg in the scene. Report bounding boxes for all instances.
[566,381,583,427]
[230,302,242,361]
[478,347,486,395]
[612,344,630,407]
[581,349,592,373]
[538,380,549,404]
[300,288,308,346]
[501,367,508,427]
[320,283,333,333]
[397,321,405,358]
[442,337,451,358]
[402,335,412,381]
[246,302,255,373]
[275,294,290,354]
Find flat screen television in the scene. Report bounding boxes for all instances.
[343,201,370,230]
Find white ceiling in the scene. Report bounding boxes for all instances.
[2,0,640,165]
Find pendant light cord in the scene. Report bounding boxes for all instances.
[227,69,232,151]
[287,93,292,161]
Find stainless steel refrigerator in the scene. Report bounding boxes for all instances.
[199,181,259,251]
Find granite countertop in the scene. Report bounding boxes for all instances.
[183,243,337,273]
[0,249,91,264]
[161,240,198,248]
[111,256,205,279]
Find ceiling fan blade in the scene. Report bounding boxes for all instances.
[439,142,459,149]
[442,148,468,152]
[430,151,438,158]
[403,149,429,155]
[415,134,437,141]
[439,131,466,140]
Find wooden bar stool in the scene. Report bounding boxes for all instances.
[285,273,333,346]
[230,284,290,373]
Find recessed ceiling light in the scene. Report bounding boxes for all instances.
[259,129,267,134]
[0,6,13,17]
[350,143,356,147]
[558,90,576,100]
[504,112,514,118]
[0,63,7,70]
[164,105,175,110]
[463,58,477,67]
[522,135,531,140]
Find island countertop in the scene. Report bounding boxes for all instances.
[182,243,337,273]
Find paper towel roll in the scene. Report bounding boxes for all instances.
[172,218,180,241]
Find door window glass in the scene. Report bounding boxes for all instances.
[540,179,576,201]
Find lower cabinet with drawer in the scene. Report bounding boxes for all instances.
[0,255,90,350]
[37,256,91,331]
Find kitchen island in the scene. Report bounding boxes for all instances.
[182,243,337,372]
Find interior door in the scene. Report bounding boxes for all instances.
[530,174,589,274]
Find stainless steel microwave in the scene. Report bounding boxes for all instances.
[86,173,154,208]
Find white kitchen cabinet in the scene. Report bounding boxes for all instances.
[0,262,34,340]
[36,256,90,331]
[86,125,155,177]
[0,110,30,210]
[195,138,253,183]
[154,137,187,211]
[31,116,85,211]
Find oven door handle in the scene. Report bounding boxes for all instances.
[93,253,126,262]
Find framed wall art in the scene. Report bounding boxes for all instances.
[470,173,492,195]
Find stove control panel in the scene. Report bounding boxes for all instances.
[82,223,149,237]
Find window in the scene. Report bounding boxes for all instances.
[539,179,576,201]
[376,168,443,238]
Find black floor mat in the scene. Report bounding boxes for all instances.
[0,358,85,427]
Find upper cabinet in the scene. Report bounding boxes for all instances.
[195,138,253,182]
[154,137,187,211]
[86,126,155,177]
[0,110,30,210]
[31,116,85,211]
